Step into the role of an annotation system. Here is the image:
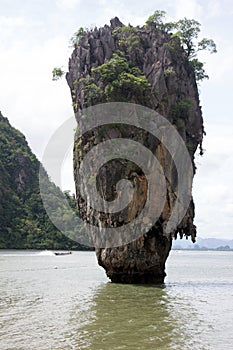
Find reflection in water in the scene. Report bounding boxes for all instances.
[69,283,205,350]
[2,251,230,349]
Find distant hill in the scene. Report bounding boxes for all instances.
[172,237,233,250]
[0,111,86,250]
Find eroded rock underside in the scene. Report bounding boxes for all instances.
[66,18,204,283]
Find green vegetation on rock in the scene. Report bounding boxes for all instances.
[0,111,87,250]
[91,52,151,105]
[70,27,86,47]
[171,99,193,120]
[146,11,217,81]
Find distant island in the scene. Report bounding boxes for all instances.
[172,237,233,251]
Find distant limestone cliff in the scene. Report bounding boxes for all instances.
[0,112,83,250]
[67,17,204,283]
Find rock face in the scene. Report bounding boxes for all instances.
[67,18,204,283]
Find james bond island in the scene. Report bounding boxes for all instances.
[65,13,216,283]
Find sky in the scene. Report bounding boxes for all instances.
[0,0,233,239]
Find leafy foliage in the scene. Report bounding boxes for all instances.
[174,18,217,59]
[52,67,65,81]
[0,112,88,250]
[92,53,129,83]
[164,68,176,77]
[91,52,151,105]
[145,11,217,81]
[145,10,173,32]
[70,27,86,47]
[79,77,104,107]
[190,59,209,81]
[171,99,193,120]
[173,18,201,58]
[197,38,217,53]
[113,26,141,53]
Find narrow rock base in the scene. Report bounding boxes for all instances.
[96,233,172,284]
[107,271,166,284]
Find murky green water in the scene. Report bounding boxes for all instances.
[0,250,232,349]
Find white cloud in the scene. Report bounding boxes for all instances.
[174,0,203,20]
[0,35,73,159]
[206,0,222,17]
[224,203,233,216]
[56,0,82,10]
[208,52,233,85]
[206,0,233,18]
[0,16,25,27]
[0,15,42,48]
[193,122,233,239]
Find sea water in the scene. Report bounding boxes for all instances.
[0,250,232,349]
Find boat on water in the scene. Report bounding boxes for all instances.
[54,251,72,256]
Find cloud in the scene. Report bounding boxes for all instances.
[193,122,233,239]
[206,0,223,17]
[202,47,233,85]
[0,15,43,48]
[56,0,82,10]
[0,34,73,158]
[173,0,203,20]
[206,0,233,18]
[0,16,25,27]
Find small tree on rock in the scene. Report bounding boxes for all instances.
[146,12,217,81]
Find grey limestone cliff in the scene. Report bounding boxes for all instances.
[66,17,204,283]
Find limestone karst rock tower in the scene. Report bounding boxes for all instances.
[66,17,204,283]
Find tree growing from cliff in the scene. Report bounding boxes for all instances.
[145,10,175,32]
[174,18,217,58]
[70,27,86,47]
[91,52,151,105]
[146,11,217,81]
